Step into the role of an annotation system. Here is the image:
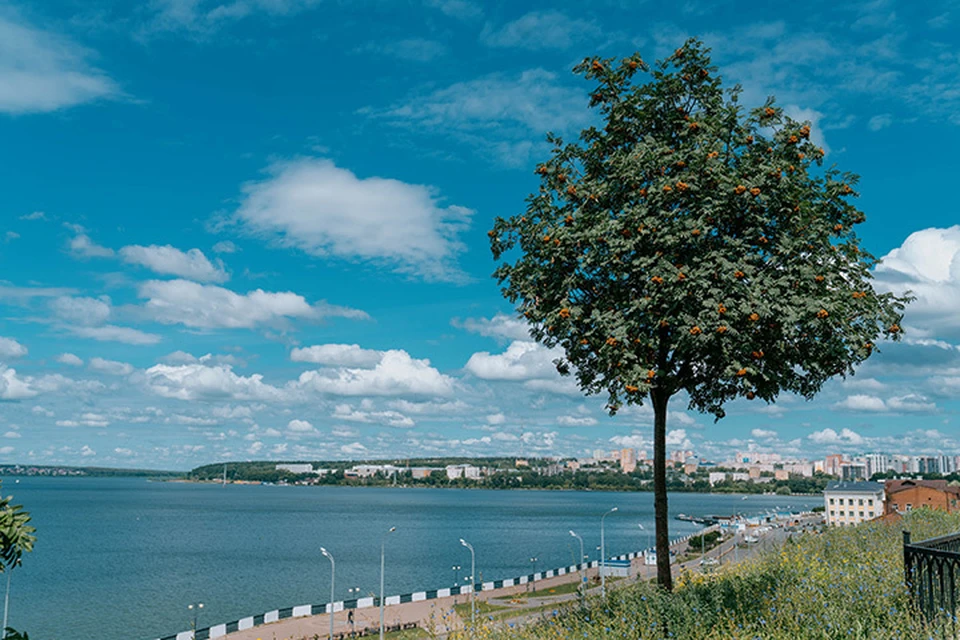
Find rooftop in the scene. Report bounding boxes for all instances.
[824,480,886,494]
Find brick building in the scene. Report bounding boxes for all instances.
[885,479,960,516]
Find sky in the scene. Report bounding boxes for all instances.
[1,0,960,471]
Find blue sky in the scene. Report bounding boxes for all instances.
[1,0,959,470]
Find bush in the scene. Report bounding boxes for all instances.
[454,509,960,639]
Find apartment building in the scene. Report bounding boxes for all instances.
[885,479,960,516]
[824,481,885,526]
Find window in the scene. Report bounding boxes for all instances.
[858,499,863,506]
[859,511,864,518]
[906,504,913,512]
[829,498,834,505]
[868,511,874,518]
[868,499,874,506]
[829,510,835,516]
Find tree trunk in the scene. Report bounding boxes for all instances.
[652,387,673,591]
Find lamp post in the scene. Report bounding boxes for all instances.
[380,526,396,640]
[569,530,585,606]
[529,556,538,592]
[459,538,476,628]
[600,507,618,598]
[188,602,204,638]
[452,564,461,588]
[321,547,335,640]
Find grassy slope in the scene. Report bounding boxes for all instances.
[450,509,960,640]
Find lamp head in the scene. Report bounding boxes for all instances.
[569,530,576,537]
[611,507,619,513]
[388,526,396,533]
[321,546,329,557]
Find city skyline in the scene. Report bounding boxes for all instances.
[1,0,960,469]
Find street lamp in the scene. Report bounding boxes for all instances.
[348,587,361,599]
[321,547,335,640]
[459,538,476,628]
[187,602,204,638]
[452,564,461,587]
[569,530,585,606]
[600,507,618,598]
[380,526,396,640]
[529,556,538,592]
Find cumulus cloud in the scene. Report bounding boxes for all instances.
[50,296,160,345]
[610,434,647,449]
[230,158,472,282]
[291,344,383,367]
[834,393,936,414]
[143,363,287,402]
[88,357,134,376]
[341,442,368,455]
[332,403,415,427]
[0,12,118,114]
[297,350,454,397]
[287,419,315,432]
[0,365,36,400]
[452,313,531,341]
[66,226,114,258]
[120,244,228,283]
[464,341,560,381]
[481,10,600,50]
[212,240,238,253]
[0,337,27,359]
[808,427,865,445]
[751,428,778,439]
[57,353,83,366]
[137,279,367,329]
[666,429,693,449]
[556,415,598,427]
[875,226,960,338]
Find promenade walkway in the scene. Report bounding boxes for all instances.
[221,514,821,640]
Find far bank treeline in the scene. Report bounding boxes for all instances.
[187,459,835,495]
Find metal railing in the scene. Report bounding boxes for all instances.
[903,530,960,637]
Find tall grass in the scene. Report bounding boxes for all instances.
[453,509,960,640]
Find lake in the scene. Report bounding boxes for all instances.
[5,477,820,640]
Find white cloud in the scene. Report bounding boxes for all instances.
[875,226,960,338]
[868,113,893,130]
[4,431,20,439]
[485,413,506,425]
[0,11,118,114]
[809,427,865,446]
[0,446,14,455]
[834,394,888,412]
[297,350,454,397]
[20,211,46,221]
[287,419,315,432]
[212,240,238,253]
[51,296,111,326]
[425,0,482,19]
[751,428,778,439]
[56,412,109,427]
[556,415,598,427]
[834,393,936,414]
[482,11,600,50]
[341,442,368,455]
[0,365,37,399]
[247,441,263,455]
[70,325,161,345]
[610,434,647,449]
[231,158,472,282]
[80,445,96,457]
[666,429,693,449]
[290,344,383,367]
[56,353,83,367]
[88,357,134,376]
[144,0,320,35]
[331,404,415,427]
[114,447,134,456]
[143,363,287,402]
[465,341,560,381]
[120,245,228,283]
[0,337,27,359]
[453,313,531,341]
[67,228,114,258]
[386,399,470,415]
[138,279,367,329]
[31,406,53,417]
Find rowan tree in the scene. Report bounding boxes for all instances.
[488,39,910,591]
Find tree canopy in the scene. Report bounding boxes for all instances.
[489,38,910,590]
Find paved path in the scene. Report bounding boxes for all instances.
[222,514,822,640]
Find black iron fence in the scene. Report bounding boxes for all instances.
[903,530,960,636]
